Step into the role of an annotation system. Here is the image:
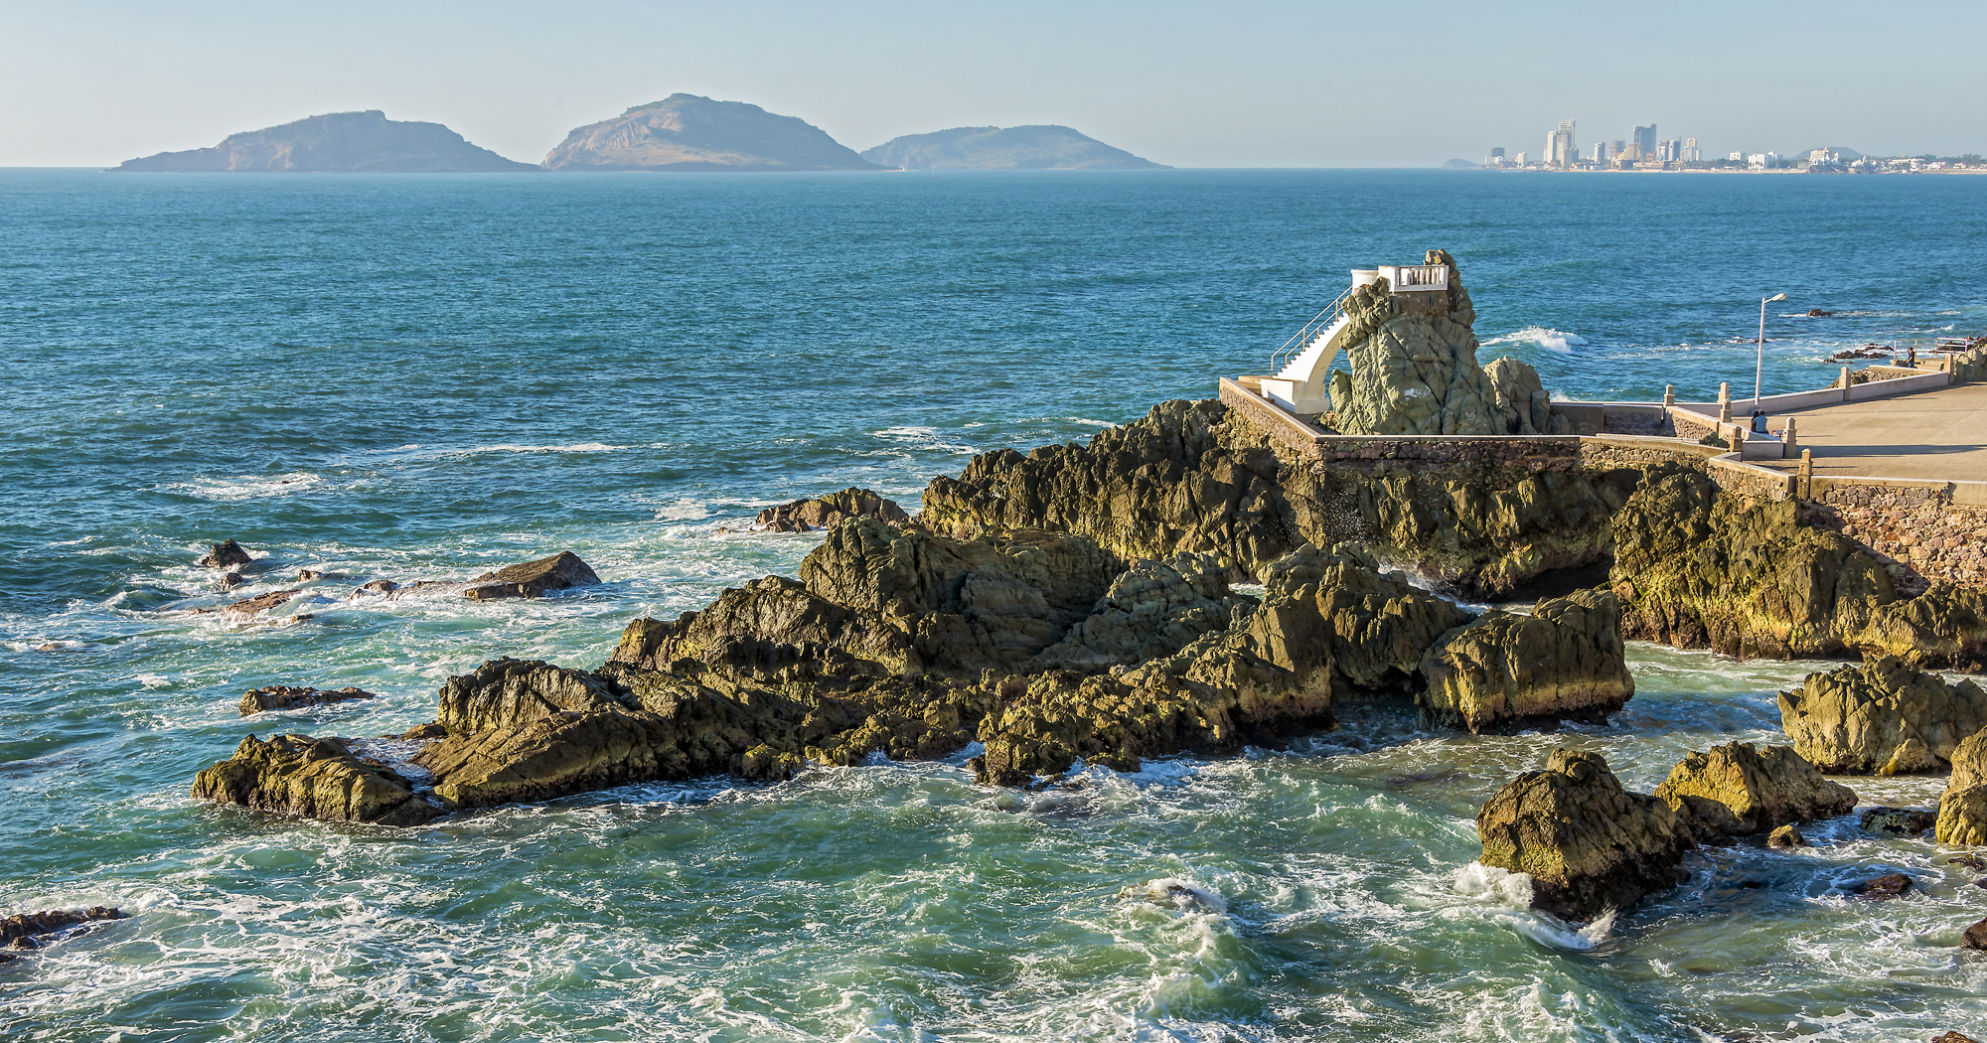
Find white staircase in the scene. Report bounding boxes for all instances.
[1257,289,1356,414]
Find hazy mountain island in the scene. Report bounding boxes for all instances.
[114,111,535,172]
[861,125,1166,171]
[542,94,878,171]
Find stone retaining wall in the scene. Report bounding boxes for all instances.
[1802,481,1987,592]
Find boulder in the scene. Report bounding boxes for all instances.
[1848,872,1912,899]
[1475,748,1694,922]
[217,571,247,591]
[1965,918,1987,952]
[1328,309,1501,436]
[1767,824,1806,848]
[239,685,376,716]
[1936,728,1987,845]
[1652,742,1855,841]
[1778,657,1987,773]
[191,734,439,826]
[462,551,601,601]
[198,539,253,569]
[1419,588,1633,731]
[1483,355,1566,435]
[751,487,909,533]
[1861,806,1938,837]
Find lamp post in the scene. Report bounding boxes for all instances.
[1754,292,1788,412]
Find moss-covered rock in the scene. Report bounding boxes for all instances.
[1476,748,1693,922]
[190,734,439,826]
[1653,741,1855,841]
[1484,356,1568,436]
[1419,588,1632,731]
[1777,657,1987,773]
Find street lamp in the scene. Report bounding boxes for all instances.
[1754,292,1788,412]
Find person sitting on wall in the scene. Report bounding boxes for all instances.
[1751,411,1770,435]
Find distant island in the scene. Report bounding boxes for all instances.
[861,125,1166,171]
[542,94,878,172]
[114,111,535,173]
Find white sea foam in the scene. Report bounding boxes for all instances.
[165,471,323,501]
[869,425,977,456]
[1483,326,1587,353]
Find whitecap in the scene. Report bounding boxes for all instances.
[1483,326,1588,353]
[869,425,977,456]
[164,471,322,501]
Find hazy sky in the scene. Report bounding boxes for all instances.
[5,0,1983,167]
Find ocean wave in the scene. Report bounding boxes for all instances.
[869,425,978,456]
[1482,326,1587,354]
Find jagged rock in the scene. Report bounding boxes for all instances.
[1936,729,1987,845]
[1475,748,1693,922]
[1027,553,1246,672]
[1778,658,1987,773]
[239,685,376,716]
[296,568,348,582]
[1849,872,1913,899]
[199,539,253,569]
[197,588,305,623]
[1767,824,1807,848]
[1860,806,1936,836]
[191,734,439,826]
[1483,356,1567,435]
[1934,1031,1983,1043]
[1419,588,1632,731]
[0,907,125,952]
[921,398,1638,600]
[1326,253,1502,436]
[751,487,909,533]
[1613,470,1987,665]
[357,579,398,595]
[1652,742,1855,841]
[217,571,246,591]
[462,551,601,601]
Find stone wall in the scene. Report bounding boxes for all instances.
[1803,480,1987,592]
[1668,409,1720,445]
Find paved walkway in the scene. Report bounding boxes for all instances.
[1767,381,1987,480]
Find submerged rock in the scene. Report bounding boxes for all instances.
[199,539,253,569]
[199,588,305,623]
[1419,588,1632,731]
[0,907,125,954]
[1860,806,1938,838]
[191,734,439,826]
[462,551,601,601]
[1778,657,1987,774]
[1652,742,1855,842]
[1475,748,1693,922]
[1767,824,1807,848]
[1848,872,1913,899]
[752,487,909,533]
[1965,919,1987,952]
[1937,729,1987,845]
[238,685,376,716]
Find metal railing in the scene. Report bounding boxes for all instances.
[1269,286,1357,377]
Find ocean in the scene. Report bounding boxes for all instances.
[2,168,1985,1041]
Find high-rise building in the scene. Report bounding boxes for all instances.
[1589,141,1608,164]
[1684,137,1701,163]
[1547,120,1577,168]
[1513,151,1529,166]
[1633,124,1658,159]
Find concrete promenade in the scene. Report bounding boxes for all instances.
[1770,381,1987,481]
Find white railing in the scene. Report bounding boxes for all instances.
[1269,286,1356,376]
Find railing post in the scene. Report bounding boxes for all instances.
[1799,448,1814,498]
[1663,384,1675,408]
[1718,382,1732,423]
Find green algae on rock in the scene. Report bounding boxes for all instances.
[1653,741,1856,842]
[1420,588,1633,732]
[1936,729,1987,845]
[190,734,440,826]
[1777,657,1987,774]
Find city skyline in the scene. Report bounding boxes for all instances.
[3,0,1986,168]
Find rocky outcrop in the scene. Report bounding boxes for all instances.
[462,551,601,601]
[921,397,1639,598]
[1419,588,1632,731]
[199,539,253,569]
[198,588,306,623]
[1483,356,1569,435]
[1611,470,1987,665]
[239,685,376,716]
[1475,748,1693,922]
[1861,806,1938,837]
[1776,657,1987,773]
[1937,729,1987,845]
[1652,742,1855,841]
[751,488,909,533]
[1328,299,1500,437]
[190,734,439,826]
[1,907,125,959]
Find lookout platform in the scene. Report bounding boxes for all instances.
[1758,380,1987,481]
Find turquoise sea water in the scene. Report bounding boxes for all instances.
[3,169,1986,1041]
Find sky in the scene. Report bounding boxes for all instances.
[3,0,1984,168]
